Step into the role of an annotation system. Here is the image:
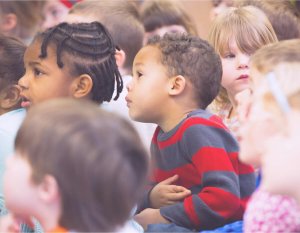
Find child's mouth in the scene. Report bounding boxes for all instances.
[21,97,31,108]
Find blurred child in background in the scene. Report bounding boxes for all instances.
[41,0,81,30]
[237,39,300,232]
[1,98,149,232]
[0,34,26,214]
[235,0,300,40]
[0,1,44,44]
[140,0,198,44]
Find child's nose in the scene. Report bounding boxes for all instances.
[18,74,29,90]
[238,54,250,69]
[126,79,132,91]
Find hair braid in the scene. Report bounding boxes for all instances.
[36,22,123,104]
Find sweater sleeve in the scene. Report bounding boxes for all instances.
[160,119,242,230]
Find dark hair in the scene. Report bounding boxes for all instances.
[69,0,145,72]
[0,34,26,89]
[148,33,222,109]
[140,0,198,35]
[235,0,300,40]
[15,98,149,232]
[35,22,123,103]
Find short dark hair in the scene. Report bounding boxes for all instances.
[148,33,222,109]
[15,98,149,232]
[140,0,198,36]
[35,22,123,104]
[0,34,26,90]
[69,0,145,72]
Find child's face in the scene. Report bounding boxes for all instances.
[238,69,278,167]
[3,154,39,218]
[221,39,250,99]
[126,45,170,124]
[18,39,75,108]
[41,0,69,30]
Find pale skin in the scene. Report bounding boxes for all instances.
[261,110,300,204]
[1,155,61,232]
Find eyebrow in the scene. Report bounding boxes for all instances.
[28,61,42,67]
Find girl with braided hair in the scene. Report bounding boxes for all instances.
[18,21,123,108]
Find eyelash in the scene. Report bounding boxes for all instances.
[33,68,44,77]
[223,53,235,59]
[136,71,143,78]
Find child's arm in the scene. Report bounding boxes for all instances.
[149,174,191,208]
[134,208,170,230]
[136,175,191,213]
[157,117,255,230]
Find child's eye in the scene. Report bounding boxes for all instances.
[136,71,143,78]
[33,68,44,77]
[223,53,235,59]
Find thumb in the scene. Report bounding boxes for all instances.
[160,174,179,185]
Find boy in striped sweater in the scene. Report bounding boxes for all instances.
[126,33,255,231]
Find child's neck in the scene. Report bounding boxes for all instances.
[159,108,196,132]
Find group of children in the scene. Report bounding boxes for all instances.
[0,0,300,232]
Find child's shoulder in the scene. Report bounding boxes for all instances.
[0,108,26,133]
[185,109,228,130]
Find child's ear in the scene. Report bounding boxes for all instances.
[0,85,21,109]
[71,74,93,99]
[115,49,126,69]
[1,13,17,33]
[168,75,186,96]
[37,175,60,203]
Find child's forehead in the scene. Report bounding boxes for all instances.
[136,45,161,62]
[26,39,51,58]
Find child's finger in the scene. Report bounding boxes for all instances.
[160,174,179,185]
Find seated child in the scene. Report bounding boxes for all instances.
[128,33,256,231]
[18,21,123,108]
[1,98,149,232]
[208,5,278,136]
[0,34,26,213]
[237,39,300,232]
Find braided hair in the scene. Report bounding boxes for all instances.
[36,22,123,103]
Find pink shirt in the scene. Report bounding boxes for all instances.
[244,188,300,232]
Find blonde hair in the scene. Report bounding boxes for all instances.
[251,39,300,111]
[208,5,278,108]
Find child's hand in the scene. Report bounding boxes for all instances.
[261,111,300,202]
[149,174,191,208]
[0,214,21,233]
[134,208,170,230]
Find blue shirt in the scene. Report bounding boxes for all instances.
[0,108,26,199]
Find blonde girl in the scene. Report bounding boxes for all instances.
[208,5,277,135]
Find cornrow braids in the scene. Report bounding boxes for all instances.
[37,22,123,103]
